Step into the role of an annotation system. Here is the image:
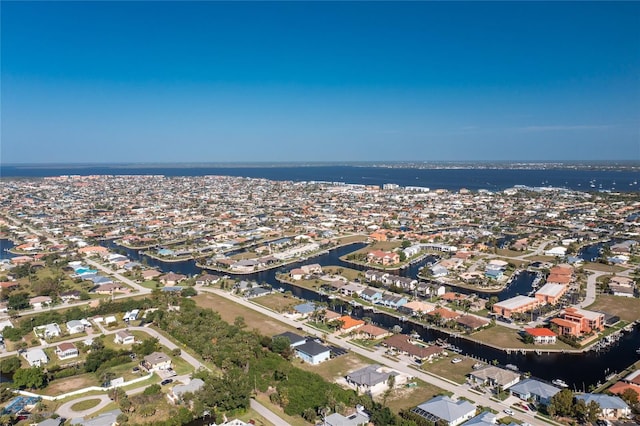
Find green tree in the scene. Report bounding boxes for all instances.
[12,367,46,389]
[0,357,21,374]
[7,293,30,311]
[548,389,574,417]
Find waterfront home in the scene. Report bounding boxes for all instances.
[168,378,205,403]
[289,268,305,280]
[291,302,317,318]
[337,316,365,334]
[430,265,448,278]
[416,282,446,298]
[33,323,61,339]
[353,324,391,340]
[492,295,540,319]
[608,276,636,298]
[340,282,365,297]
[141,270,161,280]
[378,294,407,309]
[468,366,520,390]
[545,246,567,257]
[114,330,135,345]
[412,395,476,426]
[463,412,497,426]
[523,327,557,344]
[77,246,109,255]
[195,273,220,285]
[272,331,306,347]
[30,295,52,310]
[551,307,604,337]
[455,315,489,331]
[55,342,79,360]
[367,250,400,265]
[360,287,384,303]
[427,307,460,325]
[509,378,561,406]
[365,270,387,283]
[574,394,631,419]
[346,364,396,396]
[403,244,423,258]
[534,283,568,305]
[141,351,172,372]
[383,334,443,362]
[60,290,81,302]
[381,274,417,291]
[24,348,48,367]
[66,320,85,334]
[607,381,640,403]
[294,339,331,365]
[159,272,187,285]
[399,300,436,316]
[300,263,322,274]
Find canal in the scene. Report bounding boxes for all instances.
[102,240,639,388]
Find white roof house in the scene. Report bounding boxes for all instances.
[412,395,476,426]
[24,348,49,367]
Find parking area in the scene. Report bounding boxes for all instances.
[329,345,348,358]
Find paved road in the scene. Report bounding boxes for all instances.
[199,288,557,426]
[56,394,112,419]
[84,258,151,295]
[579,270,605,308]
[250,399,288,426]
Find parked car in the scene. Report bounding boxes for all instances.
[160,379,173,386]
[503,409,514,416]
[451,358,462,364]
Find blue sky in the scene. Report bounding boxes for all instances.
[2,1,639,163]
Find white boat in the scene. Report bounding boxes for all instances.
[505,364,519,371]
[552,379,568,388]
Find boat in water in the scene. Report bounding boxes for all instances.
[552,379,569,388]
[505,364,519,371]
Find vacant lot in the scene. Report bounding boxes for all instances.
[253,293,301,313]
[296,352,369,383]
[583,262,627,273]
[193,293,295,335]
[43,373,98,396]
[587,295,640,322]
[496,249,530,258]
[471,326,575,351]
[336,235,369,244]
[421,356,477,385]
[70,398,102,412]
[384,378,445,413]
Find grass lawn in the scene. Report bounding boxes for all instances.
[43,372,99,396]
[253,293,301,313]
[421,356,476,385]
[583,262,628,273]
[295,352,369,383]
[70,398,102,411]
[323,266,363,281]
[496,249,531,258]
[471,326,575,351]
[140,279,161,290]
[193,293,297,335]
[586,295,640,322]
[335,235,369,244]
[523,255,556,262]
[384,378,446,413]
[347,241,402,255]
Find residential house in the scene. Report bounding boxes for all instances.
[575,394,631,419]
[195,273,220,285]
[412,395,476,426]
[523,328,557,344]
[365,270,387,283]
[360,288,384,303]
[346,364,396,396]
[383,334,443,362]
[30,296,52,309]
[141,351,172,372]
[468,366,521,390]
[24,348,48,367]
[272,331,306,348]
[430,265,448,278]
[114,330,135,344]
[141,270,162,280]
[56,342,79,360]
[324,407,370,426]
[378,294,407,309]
[337,316,365,334]
[33,323,61,339]
[367,250,400,265]
[294,340,331,365]
[66,320,85,335]
[463,412,497,426]
[159,272,187,285]
[70,409,122,426]
[353,324,391,340]
[455,315,490,331]
[300,264,322,274]
[168,378,205,403]
[399,300,436,316]
[291,302,316,318]
[289,268,304,280]
[509,379,561,406]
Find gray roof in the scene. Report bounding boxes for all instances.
[273,331,305,346]
[72,409,122,426]
[325,412,370,426]
[144,351,170,365]
[172,378,205,398]
[294,302,316,314]
[296,340,331,357]
[575,393,630,410]
[469,365,520,387]
[413,395,476,423]
[37,419,62,426]
[463,411,497,426]
[509,378,561,400]
[346,364,393,387]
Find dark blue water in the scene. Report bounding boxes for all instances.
[0,239,16,260]
[2,165,639,192]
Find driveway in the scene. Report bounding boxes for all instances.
[56,394,112,419]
